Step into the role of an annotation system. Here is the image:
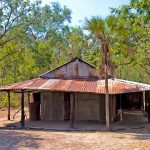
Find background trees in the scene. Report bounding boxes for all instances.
[0,0,149,88]
[110,0,150,82]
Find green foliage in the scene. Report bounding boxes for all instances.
[109,0,150,82]
[0,0,150,108]
[0,93,20,108]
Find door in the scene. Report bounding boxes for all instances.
[30,92,41,120]
[33,92,41,103]
[64,92,70,120]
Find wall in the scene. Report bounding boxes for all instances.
[110,95,117,122]
[40,91,117,122]
[41,91,64,120]
[40,58,99,79]
[146,91,150,112]
[75,93,105,121]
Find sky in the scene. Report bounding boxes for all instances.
[41,0,130,26]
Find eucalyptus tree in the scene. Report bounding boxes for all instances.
[110,0,150,82]
[0,0,72,84]
[26,2,72,71]
[0,0,39,47]
[0,0,34,84]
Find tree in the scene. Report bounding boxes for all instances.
[0,1,73,84]
[110,0,150,82]
[0,0,37,47]
[85,16,113,130]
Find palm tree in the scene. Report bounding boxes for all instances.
[85,16,113,130]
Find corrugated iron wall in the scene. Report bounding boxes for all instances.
[40,91,117,122]
[41,91,64,120]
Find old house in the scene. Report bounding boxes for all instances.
[0,57,150,128]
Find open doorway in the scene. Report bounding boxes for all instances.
[116,92,142,111]
[33,92,41,103]
[30,92,41,120]
[64,92,70,120]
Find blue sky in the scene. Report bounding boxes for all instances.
[41,0,130,26]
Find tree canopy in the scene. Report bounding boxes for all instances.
[0,0,149,86]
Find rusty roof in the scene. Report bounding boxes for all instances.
[0,78,150,94]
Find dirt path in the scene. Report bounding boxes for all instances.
[0,129,150,150]
[0,108,150,150]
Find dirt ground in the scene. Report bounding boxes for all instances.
[0,128,150,150]
[0,108,150,150]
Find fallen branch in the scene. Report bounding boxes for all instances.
[13,108,27,119]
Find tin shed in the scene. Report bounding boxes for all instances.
[0,57,150,129]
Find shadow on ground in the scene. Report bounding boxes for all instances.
[0,129,42,149]
[0,109,150,143]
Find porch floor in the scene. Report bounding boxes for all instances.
[0,109,149,131]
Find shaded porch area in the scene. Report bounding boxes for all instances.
[0,107,148,131]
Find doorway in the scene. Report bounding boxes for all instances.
[64,92,70,120]
[30,92,41,120]
[116,93,142,111]
[33,92,41,103]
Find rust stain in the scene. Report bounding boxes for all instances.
[0,78,148,94]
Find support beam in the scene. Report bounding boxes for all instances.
[147,92,150,123]
[119,94,123,121]
[143,91,146,111]
[28,92,30,103]
[21,90,25,128]
[105,92,110,130]
[7,91,10,120]
[105,65,110,131]
[28,92,31,119]
[70,93,75,128]
[148,104,150,123]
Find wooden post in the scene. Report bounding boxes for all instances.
[28,92,30,104]
[7,91,10,120]
[119,94,123,121]
[143,91,146,111]
[105,83,110,130]
[147,92,150,122]
[104,43,110,131]
[28,92,30,119]
[148,102,150,123]
[70,93,75,128]
[21,90,25,128]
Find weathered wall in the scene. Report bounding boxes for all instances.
[75,93,105,121]
[40,58,99,79]
[99,94,106,121]
[110,95,116,122]
[41,91,64,120]
[40,91,116,122]
[146,91,150,112]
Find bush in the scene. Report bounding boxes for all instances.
[0,93,20,109]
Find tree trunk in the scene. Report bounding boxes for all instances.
[104,43,110,131]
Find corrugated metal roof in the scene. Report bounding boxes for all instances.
[0,78,150,94]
